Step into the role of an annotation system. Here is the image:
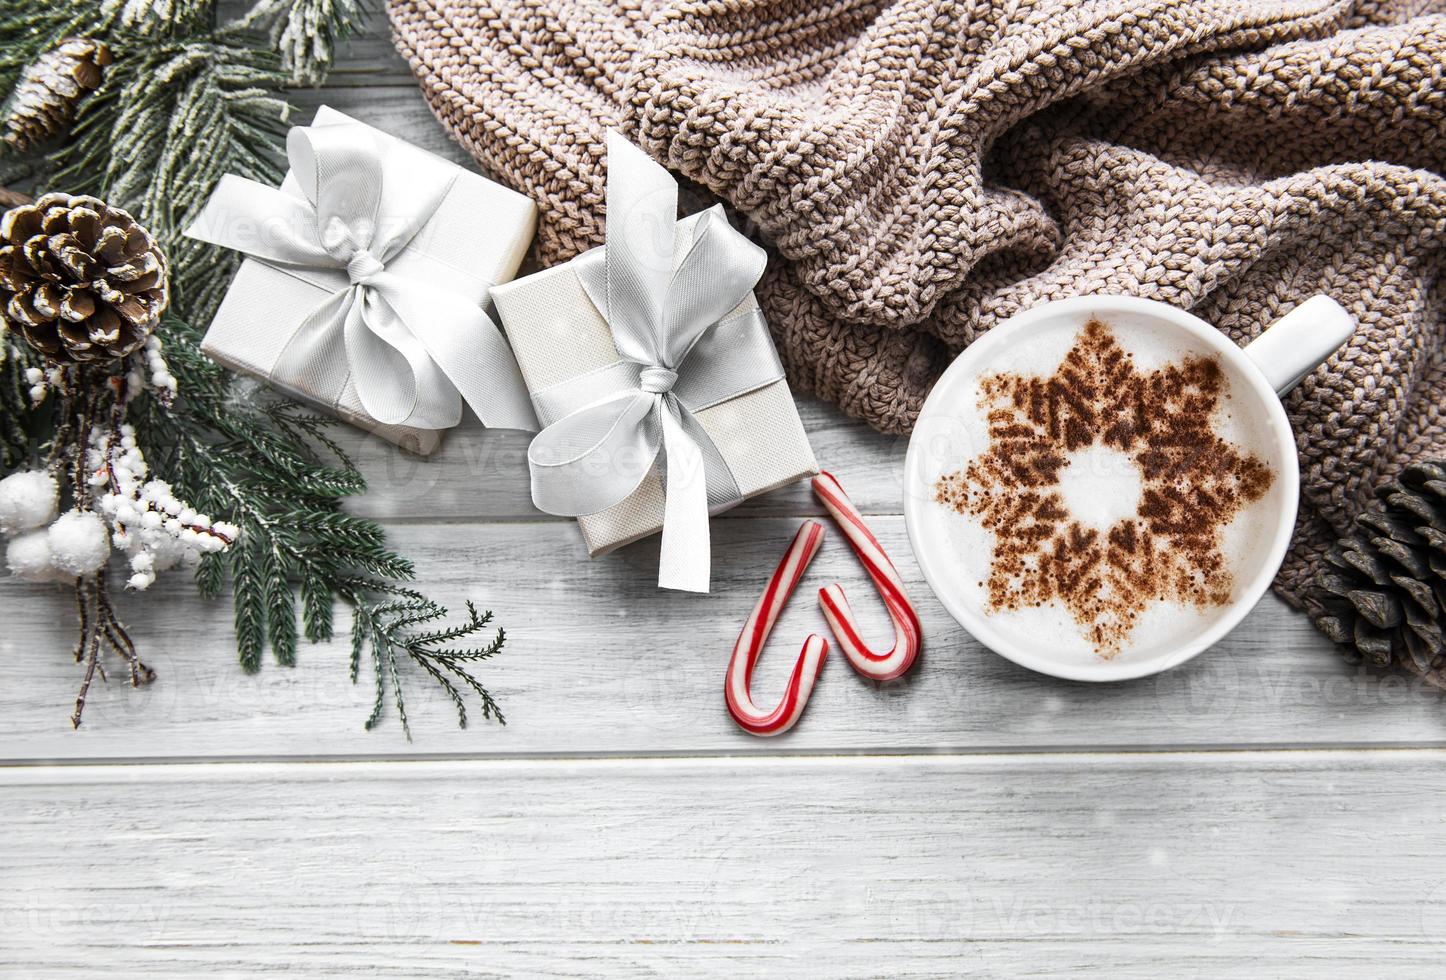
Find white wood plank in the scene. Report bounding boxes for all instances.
[3,751,1444,977]
[3,518,1441,761]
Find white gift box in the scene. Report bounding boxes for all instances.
[493,213,818,557]
[198,106,537,454]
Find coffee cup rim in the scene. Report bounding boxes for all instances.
[903,294,1300,683]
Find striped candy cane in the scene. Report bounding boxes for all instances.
[813,472,922,681]
[725,520,830,736]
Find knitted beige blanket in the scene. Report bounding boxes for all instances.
[390,0,1446,602]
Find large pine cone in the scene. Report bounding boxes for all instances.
[0,193,169,363]
[3,39,112,152]
[1304,460,1446,687]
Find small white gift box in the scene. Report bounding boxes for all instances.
[492,133,817,590]
[187,106,538,454]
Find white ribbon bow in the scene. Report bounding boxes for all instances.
[526,132,780,592]
[184,117,537,432]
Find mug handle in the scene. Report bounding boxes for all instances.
[1241,294,1356,397]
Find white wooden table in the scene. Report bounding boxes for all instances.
[5,18,1446,978]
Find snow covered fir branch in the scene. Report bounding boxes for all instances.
[0,0,508,732]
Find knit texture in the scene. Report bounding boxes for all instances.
[389,0,1446,604]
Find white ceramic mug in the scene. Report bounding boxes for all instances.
[903,294,1355,681]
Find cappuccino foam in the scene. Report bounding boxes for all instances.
[930,313,1283,663]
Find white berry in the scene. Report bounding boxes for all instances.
[6,528,63,583]
[0,470,59,536]
[76,421,234,588]
[47,510,112,576]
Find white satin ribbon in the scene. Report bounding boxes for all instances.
[526,131,780,592]
[184,119,537,432]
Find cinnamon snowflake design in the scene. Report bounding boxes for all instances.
[935,318,1274,655]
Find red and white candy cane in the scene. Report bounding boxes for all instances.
[813,471,922,681]
[725,520,829,736]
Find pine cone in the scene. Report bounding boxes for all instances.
[0,193,169,363]
[3,39,112,152]
[1304,460,1446,687]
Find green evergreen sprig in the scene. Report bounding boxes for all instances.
[353,595,507,738]
[0,0,508,733]
[235,0,372,85]
[127,315,507,731]
[0,332,38,469]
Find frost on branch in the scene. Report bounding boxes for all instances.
[89,421,238,589]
